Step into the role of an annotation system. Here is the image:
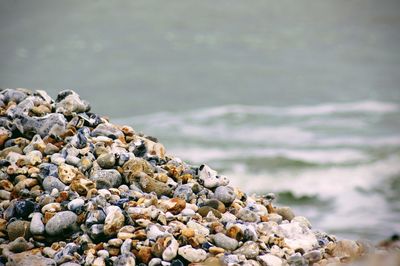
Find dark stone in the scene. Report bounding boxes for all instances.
[15,200,36,220]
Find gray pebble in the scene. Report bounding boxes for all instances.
[45,211,78,236]
[213,233,239,251]
[97,153,116,169]
[90,169,122,189]
[67,198,85,212]
[30,212,45,235]
[43,176,66,192]
[214,186,236,205]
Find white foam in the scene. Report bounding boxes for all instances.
[186,101,399,119]
[113,101,399,125]
[169,147,369,165]
[226,155,400,199]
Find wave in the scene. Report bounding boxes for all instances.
[187,101,399,119]
[113,100,399,124]
[226,155,400,199]
[168,147,369,165]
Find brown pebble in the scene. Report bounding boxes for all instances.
[7,220,31,241]
[226,225,243,241]
[43,212,56,224]
[209,246,225,255]
[0,180,13,191]
[204,199,226,213]
[182,228,195,238]
[138,246,152,264]
[168,198,186,215]
[55,191,69,203]
[151,237,167,257]
[197,206,222,218]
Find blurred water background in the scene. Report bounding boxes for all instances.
[1,0,400,242]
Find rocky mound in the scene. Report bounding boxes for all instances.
[0,88,397,266]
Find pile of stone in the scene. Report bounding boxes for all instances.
[0,88,397,266]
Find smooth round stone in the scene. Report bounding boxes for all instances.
[90,169,122,189]
[97,153,116,169]
[304,250,322,263]
[162,238,179,261]
[178,245,207,262]
[267,213,283,224]
[0,189,11,200]
[121,239,132,255]
[30,212,45,235]
[7,220,31,241]
[257,254,282,266]
[67,198,85,212]
[97,249,110,259]
[45,211,78,236]
[43,176,66,192]
[149,258,162,266]
[275,206,295,222]
[214,186,236,205]
[198,206,222,218]
[14,200,35,220]
[213,233,239,251]
[203,199,226,213]
[181,208,196,216]
[114,253,136,266]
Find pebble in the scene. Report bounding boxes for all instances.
[90,169,122,189]
[7,220,31,241]
[67,198,85,212]
[198,164,229,188]
[275,206,295,221]
[258,254,282,266]
[14,200,35,219]
[214,185,236,205]
[45,211,78,236]
[213,233,239,251]
[178,245,207,262]
[55,89,90,115]
[104,206,125,236]
[237,207,260,222]
[114,253,136,266]
[30,212,45,235]
[43,176,66,192]
[97,152,116,169]
[162,237,179,261]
